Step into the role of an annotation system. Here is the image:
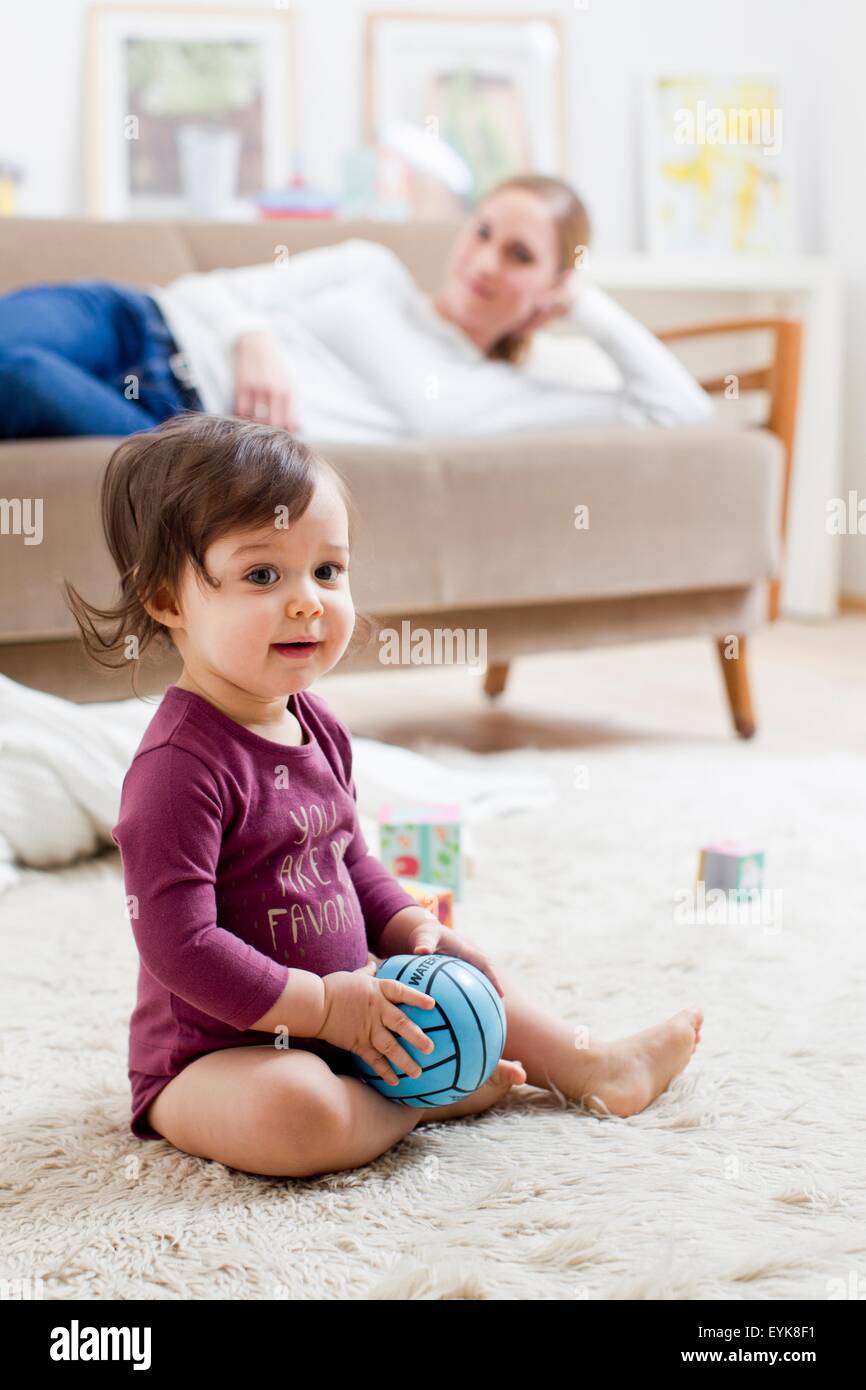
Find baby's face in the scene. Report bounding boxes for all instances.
[174,475,355,696]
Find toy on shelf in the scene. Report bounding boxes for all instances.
[697,840,765,900]
[396,876,455,929]
[378,801,462,901]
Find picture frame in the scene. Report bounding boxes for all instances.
[85,2,296,220]
[642,70,795,255]
[363,10,567,211]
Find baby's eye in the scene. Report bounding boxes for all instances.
[317,562,345,582]
[245,565,279,586]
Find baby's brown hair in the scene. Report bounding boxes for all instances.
[64,412,375,698]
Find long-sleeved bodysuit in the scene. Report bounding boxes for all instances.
[111,684,418,1140]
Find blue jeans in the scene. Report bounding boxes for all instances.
[0,279,204,438]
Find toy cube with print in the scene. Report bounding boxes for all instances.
[379,802,462,901]
[396,876,455,928]
[697,841,765,901]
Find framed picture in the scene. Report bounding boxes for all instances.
[364,11,567,212]
[642,72,794,255]
[86,3,296,220]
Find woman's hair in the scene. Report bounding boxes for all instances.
[63,412,377,699]
[481,172,592,367]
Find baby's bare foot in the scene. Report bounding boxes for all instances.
[572,1006,703,1118]
[413,1059,527,1126]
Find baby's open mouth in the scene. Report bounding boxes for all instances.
[272,640,320,658]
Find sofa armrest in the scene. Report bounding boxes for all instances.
[655,317,804,620]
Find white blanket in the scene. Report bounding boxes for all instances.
[0,674,555,896]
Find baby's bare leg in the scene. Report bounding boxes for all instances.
[148,1045,422,1177]
[494,961,703,1118]
[147,1045,523,1178]
[324,1059,525,1168]
[494,962,595,1093]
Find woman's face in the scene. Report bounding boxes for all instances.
[165,473,355,699]
[437,188,565,350]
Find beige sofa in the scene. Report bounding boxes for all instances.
[0,217,787,735]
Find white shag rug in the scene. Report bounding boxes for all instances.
[1,739,865,1301]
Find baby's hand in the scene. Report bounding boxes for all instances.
[407,920,506,998]
[315,962,436,1087]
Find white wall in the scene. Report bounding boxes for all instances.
[1,0,863,596]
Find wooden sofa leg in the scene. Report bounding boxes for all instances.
[715,636,756,738]
[484,661,510,699]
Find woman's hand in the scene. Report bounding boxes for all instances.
[233,330,299,430]
[406,917,506,998]
[510,280,575,339]
[314,961,437,1087]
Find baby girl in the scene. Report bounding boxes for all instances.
[67,412,702,1178]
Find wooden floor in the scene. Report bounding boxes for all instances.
[316,615,866,757]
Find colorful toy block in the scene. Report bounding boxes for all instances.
[396,876,455,928]
[697,841,765,901]
[378,801,462,901]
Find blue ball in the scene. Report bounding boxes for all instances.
[351,953,506,1106]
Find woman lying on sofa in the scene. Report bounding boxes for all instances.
[0,173,714,441]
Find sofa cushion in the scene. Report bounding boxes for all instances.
[326,425,783,611]
[0,426,781,643]
[0,220,197,294]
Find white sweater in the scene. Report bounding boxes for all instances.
[149,238,715,444]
